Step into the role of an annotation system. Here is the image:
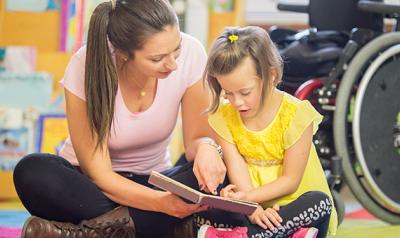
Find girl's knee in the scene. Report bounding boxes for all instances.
[301,191,333,215]
[304,191,331,203]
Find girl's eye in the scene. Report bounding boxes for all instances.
[241,91,251,96]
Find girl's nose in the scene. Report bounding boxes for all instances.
[232,96,244,108]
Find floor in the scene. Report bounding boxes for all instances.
[0,186,399,238]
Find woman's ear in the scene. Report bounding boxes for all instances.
[116,50,129,62]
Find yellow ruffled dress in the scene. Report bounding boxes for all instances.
[208,92,337,235]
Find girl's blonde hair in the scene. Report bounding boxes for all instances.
[205,26,283,113]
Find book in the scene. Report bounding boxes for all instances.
[148,171,258,215]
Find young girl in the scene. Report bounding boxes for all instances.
[196,26,338,238]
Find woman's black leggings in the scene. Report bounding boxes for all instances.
[13,153,200,238]
[14,153,333,238]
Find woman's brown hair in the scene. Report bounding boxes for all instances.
[85,0,178,149]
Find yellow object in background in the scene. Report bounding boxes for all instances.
[37,115,69,154]
[207,0,245,48]
[0,171,17,200]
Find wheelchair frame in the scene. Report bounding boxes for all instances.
[277,0,400,224]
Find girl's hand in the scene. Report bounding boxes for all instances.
[220,184,246,200]
[157,191,208,218]
[248,205,282,230]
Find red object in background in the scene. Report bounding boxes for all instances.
[294,79,324,100]
[345,209,376,220]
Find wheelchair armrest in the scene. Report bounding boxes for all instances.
[277,1,308,13]
[306,31,349,47]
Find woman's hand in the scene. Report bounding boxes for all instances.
[220,184,247,200]
[193,142,226,194]
[157,191,208,218]
[248,205,282,230]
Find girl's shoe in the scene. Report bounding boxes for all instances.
[290,227,318,238]
[197,224,248,238]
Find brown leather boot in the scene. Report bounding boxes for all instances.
[21,206,135,238]
[162,217,196,238]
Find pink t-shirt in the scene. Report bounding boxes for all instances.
[59,33,207,175]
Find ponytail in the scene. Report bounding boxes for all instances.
[85,2,117,150]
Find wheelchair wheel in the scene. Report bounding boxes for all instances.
[334,32,400,223]
[332,189,345,226]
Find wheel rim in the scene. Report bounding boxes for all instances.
[334,32,400,223]
[353,45,400,213]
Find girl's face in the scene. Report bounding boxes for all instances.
[217,57,264,118]
[128,25,182,80]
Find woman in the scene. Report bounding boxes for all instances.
[13,1,225,237]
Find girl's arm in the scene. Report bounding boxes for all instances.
[245,124,313,203]
[215,133,254,192]
[181,79,226,194]
[218,134,283,229]
[65,90,203,218]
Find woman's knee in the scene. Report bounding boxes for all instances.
[13,153,70,192]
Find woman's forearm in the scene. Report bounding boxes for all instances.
[92,170,165,212]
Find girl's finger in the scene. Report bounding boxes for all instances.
[220,184,235,197]
[260,214,275,230]
[273,203,280,211]
[254,216,268,229]
[267,208,282,223]
[265,211,281,228]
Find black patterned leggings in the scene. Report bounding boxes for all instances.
[194,191,333,238]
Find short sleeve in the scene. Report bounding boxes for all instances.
[284,100,323,149]
[208,109,234,144]
[59,46,86,101]
[180,33,207,88]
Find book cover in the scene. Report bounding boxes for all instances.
[148,171,258,215]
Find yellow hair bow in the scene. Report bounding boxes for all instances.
[228,34,238,43]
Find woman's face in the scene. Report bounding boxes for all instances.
[217,57,264,119]
[129,25,182,80]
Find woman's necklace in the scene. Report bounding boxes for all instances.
[130,78,146,97]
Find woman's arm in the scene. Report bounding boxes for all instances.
[245,124,313,203]
[181,79,226,193]
[65,89,203,218]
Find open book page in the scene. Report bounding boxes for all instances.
[148,171,258,215]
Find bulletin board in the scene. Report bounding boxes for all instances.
[36,114,69,154]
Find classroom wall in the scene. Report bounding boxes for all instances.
[0,1,71,199]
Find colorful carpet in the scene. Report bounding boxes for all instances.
[0,210,29,238]
[0,227,22,238]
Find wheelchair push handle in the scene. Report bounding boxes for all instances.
[324,40,359,88]
[277,1,308,13]
[358,1,400,17]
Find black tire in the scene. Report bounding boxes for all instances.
[334,32,400,224]
[332,190,345,226]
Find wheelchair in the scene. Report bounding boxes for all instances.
[270,0,400,224]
